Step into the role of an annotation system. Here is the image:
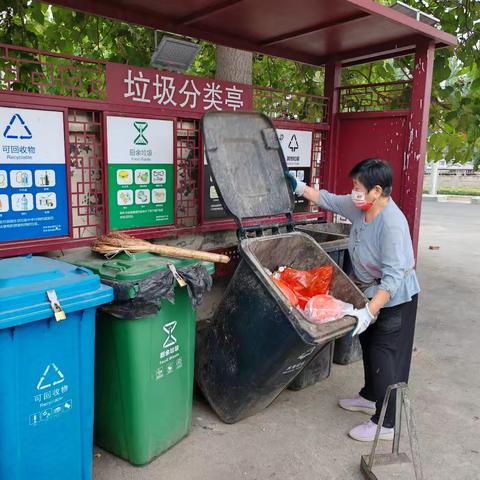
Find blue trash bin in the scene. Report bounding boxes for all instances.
[0,255,113,480]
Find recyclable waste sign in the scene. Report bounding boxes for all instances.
[106,116,174,229]
[0,106,69,242]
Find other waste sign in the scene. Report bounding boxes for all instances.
[277,129,313,213]
[106,116,174,229]
[0,106,69,242]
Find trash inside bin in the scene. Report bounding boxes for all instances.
[195,111,366,424]
[69,252,214,466]
[0,255,113,480]
[297,223,363,366]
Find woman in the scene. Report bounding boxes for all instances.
[286,159,420,442]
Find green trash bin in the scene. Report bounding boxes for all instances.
[70,253,214,466]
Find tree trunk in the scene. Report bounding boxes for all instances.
[215,45,253,84]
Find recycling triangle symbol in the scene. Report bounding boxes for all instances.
[3,113,33,140]
[36,363,65,390]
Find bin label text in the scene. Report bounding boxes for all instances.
[297,347,316,360]
[156,323,183,381]
[30,363,72,426]
[282,361,306,375]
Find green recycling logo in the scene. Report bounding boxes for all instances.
[133,121,148,145]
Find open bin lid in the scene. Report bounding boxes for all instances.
[201,112,294,227]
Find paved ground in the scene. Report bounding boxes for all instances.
[93,201,480,480]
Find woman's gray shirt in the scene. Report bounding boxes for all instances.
[318,190,420,307]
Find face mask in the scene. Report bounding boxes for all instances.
[351,190,374,212]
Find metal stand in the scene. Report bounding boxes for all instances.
[361,382,423,480]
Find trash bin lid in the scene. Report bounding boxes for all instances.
[0,255,113,328]
[71,252,215,282]
[202,112,294,225]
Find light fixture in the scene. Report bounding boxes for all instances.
[390,1,440,27]
[150,33,202,72]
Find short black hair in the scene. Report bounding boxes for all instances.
[349,158,393,196]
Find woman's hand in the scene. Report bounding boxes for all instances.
[350,304,376,336]
[349,289,391,336]
[284,171,320,204]
[284,170,306,196]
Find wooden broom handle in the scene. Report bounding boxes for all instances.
[149,244,230,264]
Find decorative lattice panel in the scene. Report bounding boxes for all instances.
[68,109,105,239]
[340,81,412,113]
[0,44,106,99]
[309,130,326,213]
[176,118,200,228]
[254,86,328,123]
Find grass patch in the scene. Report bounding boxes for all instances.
[423,187,480,196]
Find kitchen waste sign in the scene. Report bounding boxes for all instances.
[106,116,174,229]
[0,106,69,242]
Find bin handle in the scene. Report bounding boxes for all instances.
[237,213,296,240]
[98,263,127,276]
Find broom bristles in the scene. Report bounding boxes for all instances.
[91,232,153,256]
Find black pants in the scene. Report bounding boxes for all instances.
[359,294,419,428]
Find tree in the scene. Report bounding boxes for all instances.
[215,46,252,85]
[1,1,478,168]
[377,0,480,168]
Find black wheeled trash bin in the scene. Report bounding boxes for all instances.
[296,223,363,366]
[195,112,366,424]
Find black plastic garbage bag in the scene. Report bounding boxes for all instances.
[101,263,212,320]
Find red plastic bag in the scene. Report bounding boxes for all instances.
[274,265,336,310]
[303,294,353,324]
[279,265,333,306]
[272,278,299,307]
[306,265,333,296]
[279,267,312,290]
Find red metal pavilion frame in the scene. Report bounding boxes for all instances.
[0,0,456,257]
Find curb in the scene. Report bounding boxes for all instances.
[423,194,480,204]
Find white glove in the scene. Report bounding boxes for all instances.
[350,304,376,336]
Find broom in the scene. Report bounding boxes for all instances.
[91,232,230,264]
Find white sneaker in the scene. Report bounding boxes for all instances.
[348,420,394,442]
[338,394,376,415]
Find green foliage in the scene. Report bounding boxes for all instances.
[0,1,155,64]
[1,1,479,168]
[423,187,480,196]
[378,0,480,168]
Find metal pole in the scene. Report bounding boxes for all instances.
[392,387,402,455]
[430,160,439,195]
[403,389,424,480]
[368,384,393,470]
